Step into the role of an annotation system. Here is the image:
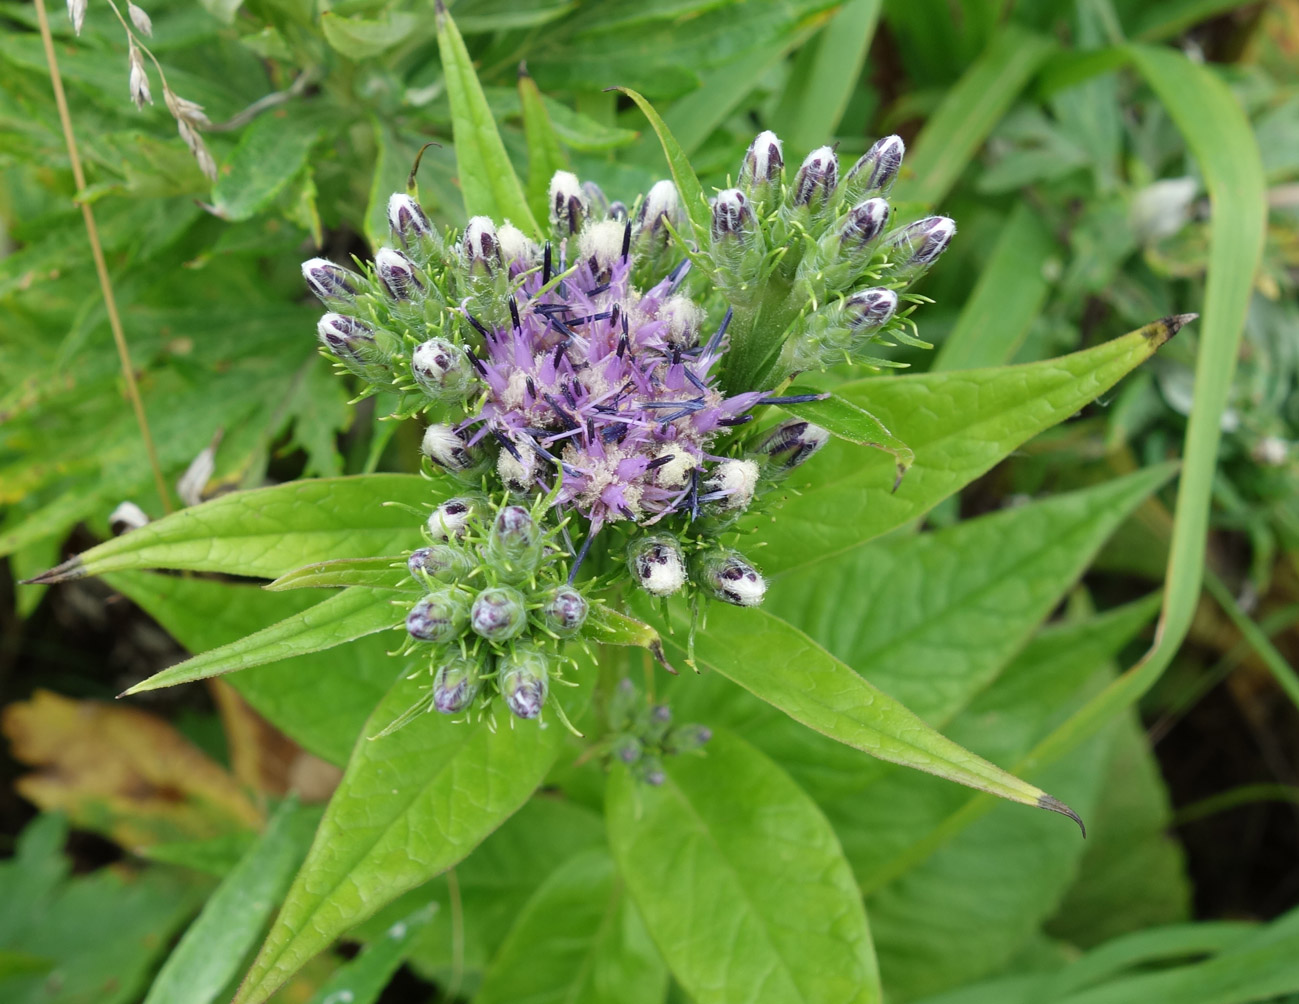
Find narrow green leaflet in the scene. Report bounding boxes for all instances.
[436,1,539,233]
[893,26,1056,207]
[143,800,320,1004]
[121,586,403,696]
[321,11,424,59]
[520,68,571,228]
[613,87,711,249]
[267,556,412,592]
[607,729,880,1004]
[586,604,674,671]
[768,466,1175,727]
[108,572,395,766]
[232,673,572,1004]
[932,203,1055,371]
[302,903,437,1004]
[25,475,432,584]
[669,607,1083,825]
[476,849,667,1004]
[779,386,914,484]
[211,112,324,222]
[759,316,1190,576]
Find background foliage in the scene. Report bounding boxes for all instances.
[2,0,1298,1002]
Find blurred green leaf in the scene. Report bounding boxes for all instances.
[144,800,320,1004]
[607,729,880,1004]
[437,1,539,232]
[211,112,324,222]
[520,69,571,227]
[302,902,437,1004]
[477,849,667,1004]
[320,11,424,59]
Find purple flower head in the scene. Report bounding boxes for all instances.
[455,229,765,529]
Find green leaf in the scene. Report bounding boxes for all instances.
[267,556,412,592]
[211,112,324,222]
[758,317,1189,576]
[107,572,395,766]
[232,674,573,1004]
[520,68,571,228]
[586,604,674,671]
[321,11,425,59]
[771,0,882,152]
[778,386,914,484]
[893,26,1056,207]
[453,0,575,32]
[476,849,667,1004]
[1021,45,1267,780]
[143,800,320,1004]
[607,729,880,1004]
[437,1,539,232]
[302,902,437,1004]
[932,203,1056,371]
[612,87,711,249]
[121,586,404,696]
[26,475,434,584]
[665,607,1082,824]
[768,466,1175,727]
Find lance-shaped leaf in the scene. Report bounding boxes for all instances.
[121,587,404,696]
[611,86,711,249]
[143,800,320,1004]
[607,729,880,1004]
[436,0,539,233]
[476,849,667,1004]
[519,67,570,228]
[665,608,1084,828]
[231,673,571,1004]
[267,556,413,592]
[25,475,434,584]
[760,316,1192,575]
[777,385,914,487]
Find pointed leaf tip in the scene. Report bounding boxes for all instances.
[1038,793,1086,837]
[1149,312,1199,346]
[20,555,85,586]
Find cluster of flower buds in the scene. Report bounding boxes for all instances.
[604,679,711,786]
[397,494,592,726]
[700,130,956,374]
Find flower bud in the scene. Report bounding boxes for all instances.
[612,733,643,765]
[432,654,481,714]
[498,646,550,719]
[422,424,474,472]
[637,180,680,237]
[606,677,639,732]
[663,723,712,754]
[697,549,767,607]
[128,44,151,110]
[127,2,152,35]
[840,198,891,254]
[844,287,898,332]
[628,535,687,598]
[411,338,471,399]
[497,223,539,269]
[843,135,905,203]
[375,247,424,301]
[497,442,537,492]
[634,754,666,786]
[406,589,469,643]
[541,585,588,637]
[462,217,502,277]
[739,130,783,192]
[790,146,838,213]
[645,703,672,744]
[758,419,830,470]
[888,216,956,272]
[711,188,754,244]
[485,504,543,574]
[387,193,438,261]
[582,180,610,218]
[578,219,628,276]
[470,586,528,642]
[428,497,477,540]
[609,200,628,221]
[548,171,587,236]
[408,544,471,584]
[302,258,362,307]
[317,313,390,382]
[704,458,759,512]
[109,501,150,535]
